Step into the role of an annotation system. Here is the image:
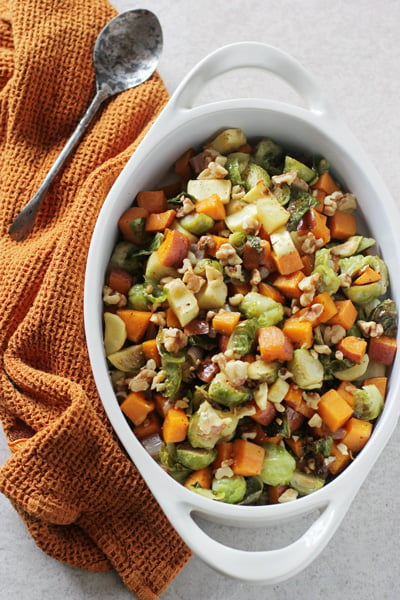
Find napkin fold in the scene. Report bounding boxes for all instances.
[0,1,191,598]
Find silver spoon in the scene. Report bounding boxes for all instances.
[9,9,163,241]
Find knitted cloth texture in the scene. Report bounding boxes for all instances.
[0,1,191,598]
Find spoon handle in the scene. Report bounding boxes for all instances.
[9,86,109,241]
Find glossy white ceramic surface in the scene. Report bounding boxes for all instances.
[84,42,400,584]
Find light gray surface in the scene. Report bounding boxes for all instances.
[1,1,400,599]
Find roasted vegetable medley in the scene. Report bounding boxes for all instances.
[102,128,397,505]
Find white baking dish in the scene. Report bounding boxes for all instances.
[84,42,400,584]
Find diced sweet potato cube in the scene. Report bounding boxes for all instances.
[337,335,367,364]
[341,417,372,453]
[318,389,353,432]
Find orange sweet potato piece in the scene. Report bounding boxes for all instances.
[298,208,331,245]
[249,400,276,426]
[301,253,314,275]
[328,442,351,475]
[363,376,387,399]
[341,417,372,453]
[157,228,190,267]
[353,266,381,285]
[368,335,397,365]
[153,392,171,418]
[328,210,357,240]
[145,209,176,232]
[163,407,189,443]
[272,248,304,276]
[165,307,181,328]
[318,389,353,432]
[327,299,357,330]
[116,309,152,343]
[212,442,234,471]
[313,292,338,323]
[195,194,226,220]
[174,148,195,181]
[142,338,161,367]
[285,437,304,458]
[282,318,313,349]
[118,206,149,243]
[312,188,326,212]
[120,392,155,426]
[312,172,340,195]
[108,268,133,295]
[204,234,230,257]
[136,190,167,213]
[258,326,294,362]
[272,270,305,299]
[212,311,241,336]
[258,281,285,305]
[232,439,265,476]
[228,282,252,296]
[337,336,367,364]
[336,381,358,407]
[184,467,212,489]
[284,384,315,418]
[134,412,161,440]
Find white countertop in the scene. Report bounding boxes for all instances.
[1,1,400,598]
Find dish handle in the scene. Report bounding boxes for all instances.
[168,41,335,119]
[167,490,354,583]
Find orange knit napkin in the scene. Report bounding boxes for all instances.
[0,1,191,598]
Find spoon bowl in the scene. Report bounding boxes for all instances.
[8,9,163,241]
[94,9,162,94]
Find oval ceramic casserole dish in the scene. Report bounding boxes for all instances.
[84,43,400,583]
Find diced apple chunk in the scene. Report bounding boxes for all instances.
[165,279,200,327]
[145,251,178,282]
[208,128,247,154]
[256,195,290,234]
[187,179,232,204]
[196,266,228,310]
[225,203,259,232]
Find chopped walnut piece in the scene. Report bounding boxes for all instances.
[272,169,297,186]
[324,324,346,345]
[214,466,234,480]
[224,264,245,281]
[242,215,261,235]
[128,364,157,392]
[102,285,127,307]
[150,311,167,327]
[336,192,357,212]
[250,268,262,286]
[300,232,324,255]
[198,160,228,180]
[313,344,332,355]
[308,413,323,428]
[299,303,324,322]
[182,270,205,293]
[298,273,320,306]
[163,327,188,353]
[303,391,321,409]
[224,360,249,388]
[229,293,244,306]
[216,243,242,266]
[176,197,196,218]
[151,370,168,392]
[231,184,246,202]
[322,194,338,216]
[278,488,299,503]
[292,177,309,191]
[357,320,384,338]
